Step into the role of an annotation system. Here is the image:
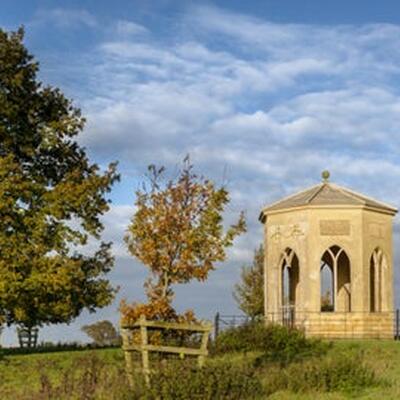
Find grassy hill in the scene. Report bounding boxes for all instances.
[0,340,400,399]
[0,347,128,399]
[268,340,400,400]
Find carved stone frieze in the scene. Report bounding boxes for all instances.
[269,223,306,242]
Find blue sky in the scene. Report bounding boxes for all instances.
[2,0,400,345]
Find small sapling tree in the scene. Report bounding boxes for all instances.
[233,244,264,318]
[122,157,246,323]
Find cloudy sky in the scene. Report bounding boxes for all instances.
[2,0,400,345]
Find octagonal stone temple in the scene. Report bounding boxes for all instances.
[259,172,397,339]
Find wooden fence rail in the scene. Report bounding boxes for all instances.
[121,315,212,385]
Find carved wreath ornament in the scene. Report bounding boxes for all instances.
[270,224,305,242]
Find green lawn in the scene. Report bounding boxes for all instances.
[267,340,400,400]
[0,340,400,399]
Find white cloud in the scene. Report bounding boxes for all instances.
[115,20,148,36]
[66,10,400,236]
[100,204,136,258]
[75,10,400,312]
[31,8,97,29]
[186,4,305,52]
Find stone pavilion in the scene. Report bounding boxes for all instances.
[259,172,397,339]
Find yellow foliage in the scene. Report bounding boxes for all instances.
[122,158,246,326]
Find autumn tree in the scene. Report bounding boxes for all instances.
[0,28,119,339]
[233,244,264,318]
[82,320,121,346]
[122,158,246,323]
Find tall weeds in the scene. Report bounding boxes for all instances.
[4,354,132,400]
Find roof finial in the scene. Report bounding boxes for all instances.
[322,170,330,182]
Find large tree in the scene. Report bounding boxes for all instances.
[0,28,119,334]
[122,158,246,323]
[233,244,264,318]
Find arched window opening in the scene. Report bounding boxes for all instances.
[370,248,386,312]
[320,261,334,312]
[280,248,299,309]
[282,265,290,307]
[320,246,351,312]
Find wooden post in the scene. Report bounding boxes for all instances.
[140,315,150,383]
[396,309,400,340]
[198,324,211,368]
[214,312,220,339]
[121,329,135,387]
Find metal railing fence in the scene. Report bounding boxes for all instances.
[214,309,400,340]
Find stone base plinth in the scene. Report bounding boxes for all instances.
[267,312,395,339]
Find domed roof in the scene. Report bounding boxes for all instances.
[259,179,397,223]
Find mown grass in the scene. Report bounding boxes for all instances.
[0,340,399,399]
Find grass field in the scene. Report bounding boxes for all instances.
[0,347,129,399]
[267,340,400,400]
[0,340,399,399]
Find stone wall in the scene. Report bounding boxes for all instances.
[296,311,394,339]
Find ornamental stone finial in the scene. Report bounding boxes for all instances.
[322,170,330,182]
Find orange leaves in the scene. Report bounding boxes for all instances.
[125,158,246,288]
[122,157,246,323]
[120,298,176,325]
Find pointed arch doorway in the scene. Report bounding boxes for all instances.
[280,248,299,326]
[320,246,351,313]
